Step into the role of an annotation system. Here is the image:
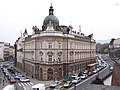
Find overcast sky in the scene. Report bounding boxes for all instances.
[0,0,120,45]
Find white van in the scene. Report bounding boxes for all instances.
[32,83,45,90]
[2,85,16,90]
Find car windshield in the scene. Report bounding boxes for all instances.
[21,77,26,79]
[55,86,60,89]
[11,77,14,80]
[51,81,57,84]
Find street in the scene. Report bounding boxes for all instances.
[69,54,113,90]
[1,54,114,90]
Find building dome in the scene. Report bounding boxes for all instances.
[43,15,59,27]
[42,4,59,30]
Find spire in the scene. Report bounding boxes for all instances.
[49,3,54,15]
[23,28,28,37]
[20,30,22,37]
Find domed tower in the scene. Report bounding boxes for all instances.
[42,4,59,30]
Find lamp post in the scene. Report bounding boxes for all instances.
[109,64,111,74]
[66,28,70,76]
[23,40,25,72]
[14,42,17,67]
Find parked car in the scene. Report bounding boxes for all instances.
[88,72,93,76]
[7,74,12,80]
[50,81,61,88]
[63,81,72,88]
[54,85,64,90]
[72,77,81,84]
[63,77,72,82]
[80,74,88,79]
[110,66,113,71]
[97,67,100,72]
[9,77,16,83]
[93,69,97,74]
[15,74,24,80]
[19,77,30,82]
[83,70,88,74]
[78,72,83,77]
[71,74,78,80]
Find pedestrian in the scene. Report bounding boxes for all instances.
[6,79,7,83]
[0,78,2,84]
[3,79,4,86]
[32,75,33,78]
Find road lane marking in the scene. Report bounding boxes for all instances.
[21,83,24,86]
[30,82,33,85]
[18,83,21,86]
[27,82,31,85]
[24,83,27,86]
[21,83,26,90]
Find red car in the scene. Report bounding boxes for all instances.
[10,77,16,83]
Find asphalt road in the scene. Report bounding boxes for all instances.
[2,54,114,90]
[69,54,114,90]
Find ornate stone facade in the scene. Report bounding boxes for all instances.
[16,4,96,80]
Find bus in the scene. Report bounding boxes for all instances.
[87,63,98,72]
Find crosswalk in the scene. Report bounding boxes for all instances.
[18,82,33,87]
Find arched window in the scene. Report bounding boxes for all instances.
[47,68,53,80]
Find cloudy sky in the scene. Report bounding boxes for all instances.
[0,0,120,45]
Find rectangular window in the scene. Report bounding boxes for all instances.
[58,43,61,48]
[40,43,42,48]
[48,55,52,62]
[48,43,52,49]
[58,56,61,63]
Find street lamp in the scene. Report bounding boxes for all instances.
[23,40,25,72]
[14,42,17,67]
[109,64,111,74]
[66,28,70,76]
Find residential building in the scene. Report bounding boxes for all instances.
[109,38,120,86]
[109,38,120,60]
[16,4,96,80]
[0,42,14,61]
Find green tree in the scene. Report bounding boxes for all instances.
[96,43,109,54]
[91,76,104,85]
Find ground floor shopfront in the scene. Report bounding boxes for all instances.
[16,57,96,80]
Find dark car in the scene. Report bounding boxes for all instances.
[88,72,93,76]
[78,72,83,77]
[63,77,72,82]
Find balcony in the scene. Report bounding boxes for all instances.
[39,60,63,64]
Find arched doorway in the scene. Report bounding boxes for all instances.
[47,68,53,80]
[57,67,62,80]
[39,68,43,79]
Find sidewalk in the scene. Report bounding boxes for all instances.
[104,75,112,86]
[13,66,54,88]
[0,68,10,90]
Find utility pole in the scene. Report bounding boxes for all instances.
[14,42,17,67]
[66,28,70,76]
